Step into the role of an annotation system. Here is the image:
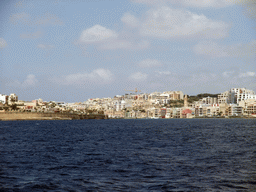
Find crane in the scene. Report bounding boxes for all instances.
[124,88,142,113]
[124,88,141,94]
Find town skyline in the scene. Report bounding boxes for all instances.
[1,87,256,103]
[1,0,255,102]
[1,87,256,119]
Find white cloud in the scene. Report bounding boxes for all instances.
[228,40,256,57]
[170,0,238,8]
[78,25,118,43]
[9,12,30,25]
[15,0,24,8]
[77,25,149,50]
[239,71,256,78]
[222,71,234,77]
[121,13,139,28]
[37,44,54,49]
[20,31,43,39]
[194,41,228,57]
[191,72,217,83]
[100,39,150,50]
[131,0,238,8]
[140,6,229,39]
[22,74,38,87]
[156,71,172,75]
[35,13,63,25]
[129,72,148,81]
[0,38,7,48]
[242,0,256,20]
[58,68,114,85]
[194,40,256,57]
[8,74,38,88]
[138,59,162,68]
[131,0,165,5]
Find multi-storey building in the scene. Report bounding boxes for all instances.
[229,88,255,103]
[247,103,256,115]
[218,88,256,104]
[227,104,243,116]
[166,91,184,100]
[201,97,217,105]
[8,93,18,105]
[218,91,229,104]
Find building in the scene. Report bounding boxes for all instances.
[195,105,206,117]
[201,97,217,105]
[0,94,8,104]
[227,104,243,116]
[247,103,256,115]
[8,93,18,104]
[182,109,192,118]
[218,91,229,104]
[229,88,255,104]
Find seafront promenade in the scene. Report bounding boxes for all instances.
[0,112,107,121]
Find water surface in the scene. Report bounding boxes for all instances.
[1,119,256,191]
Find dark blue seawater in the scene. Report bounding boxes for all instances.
[1,119,256,191]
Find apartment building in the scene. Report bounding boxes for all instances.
[227,104,243,116]
[247,103,256,115]
[167,91,184,100]
[229,88,255,103]
[8,93,18,104]
[218,91,229,104]
[201,97,217,105]
[195,105,206,117]
[173,108,182,118]
[218,88,256,104]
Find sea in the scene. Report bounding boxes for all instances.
[1,119,256,191]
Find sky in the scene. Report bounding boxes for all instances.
[0,0,255,102]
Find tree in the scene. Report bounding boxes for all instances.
[11,104,17,111]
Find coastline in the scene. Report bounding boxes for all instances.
[0,112,107,121]
[0,112,255,121]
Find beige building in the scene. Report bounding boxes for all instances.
[227,104,243,116]
[218,91,229,104]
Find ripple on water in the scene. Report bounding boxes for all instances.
[0,119,256,191]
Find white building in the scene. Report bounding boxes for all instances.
[0,94,8,104]
[8,93,18,104]
[218,88,256,104]
[218,91,229,104]
[229,88,255,104]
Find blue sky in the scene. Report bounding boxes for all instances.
[0,0,255,102]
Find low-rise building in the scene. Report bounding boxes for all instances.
[227,104,243,116]
[247,103,256,115]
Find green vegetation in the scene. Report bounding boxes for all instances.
[188,93,220,103]
[169,100,184,107]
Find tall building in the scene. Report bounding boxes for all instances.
[218,88,256,104]
[184,95,188,108]
[218,91,229,104]
[229,88,255,104]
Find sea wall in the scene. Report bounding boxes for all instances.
[0,112,107,121]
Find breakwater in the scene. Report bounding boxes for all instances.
[0,112,107,121]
